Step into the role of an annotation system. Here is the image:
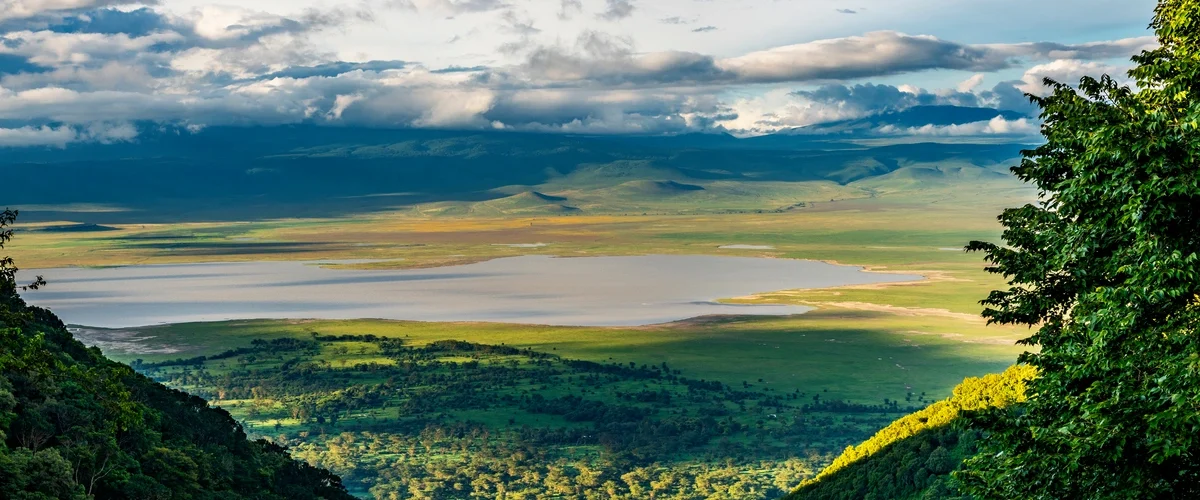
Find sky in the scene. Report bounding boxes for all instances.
[0,0,1161,146]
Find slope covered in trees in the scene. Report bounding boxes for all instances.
[957,1,1200,497]
[786,365,1033,500]
[0,209,354,499]
[799,1,1200,497]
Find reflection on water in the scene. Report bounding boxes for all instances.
[21,255,921,328]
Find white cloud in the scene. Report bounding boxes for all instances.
[1,60,158,91]
[598,0,634,21]
[0,121,136,147]
[878,116,1039,137]
[957,74,985,92]
[513,31,1155,87]
[0,0,151,22]
[1015,59,1130,95]
[178,5,295,41]
[0,0,1157,143]
[326,93,363,119]
[0,29,181,65]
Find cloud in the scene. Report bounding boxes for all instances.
[256,60,409,80]
[0,0,156,22]
[499,9,539,36]
[397,0,508,14]
[598,0,634,21]
[718,82,1002,136]
[984,59,1131,112]
[877,115,1039,137]
[957,73,985,92]
[430,65,487,73]
[984,37,1157,61]
[1,60,159,91]
[40,7,169,36]
[720,32,1011,84]
[793,83,981,112]
[511,31,1155,87]
[0,121,136,147]
[1012,59,1129,95]
[0,3,1157,145]
[523,48,724,85]
[173,4,365,46]
[481,87,729,134]
[557,0,582,20]
[0,29,182,66]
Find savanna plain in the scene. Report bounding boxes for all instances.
[12,173,1034,499]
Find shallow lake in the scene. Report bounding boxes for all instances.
[20,255,921,327]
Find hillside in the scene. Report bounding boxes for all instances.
[787,365,1035,499]
[0,215,353,499]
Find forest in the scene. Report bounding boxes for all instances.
[136,333,925,498]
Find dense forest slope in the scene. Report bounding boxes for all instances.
[787,365,1034,499]
[0,213,353,499]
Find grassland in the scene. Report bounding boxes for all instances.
[18,176,1035,498]
[40,179,1034,402]
[88,309,1025,405]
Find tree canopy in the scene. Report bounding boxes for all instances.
[787,365,1034,500]
[959,1,1200,497]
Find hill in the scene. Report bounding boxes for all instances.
[0,214,353,499]
[851,164,1015,193]
[463,191,581,216]
[786,365,1035,500]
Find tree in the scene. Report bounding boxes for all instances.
[0,210,44,292]
[959,1,1200,497]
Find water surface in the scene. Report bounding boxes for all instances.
[21,255,920,327]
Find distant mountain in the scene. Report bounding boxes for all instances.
[2,126,1030,222]
[851,164,1014,193]
[785,106,1030,137]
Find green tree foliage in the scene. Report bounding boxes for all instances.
[786,365,1034,500]
[0,210,355,499]
[143,333,909,498]
[957,1,1200,497]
